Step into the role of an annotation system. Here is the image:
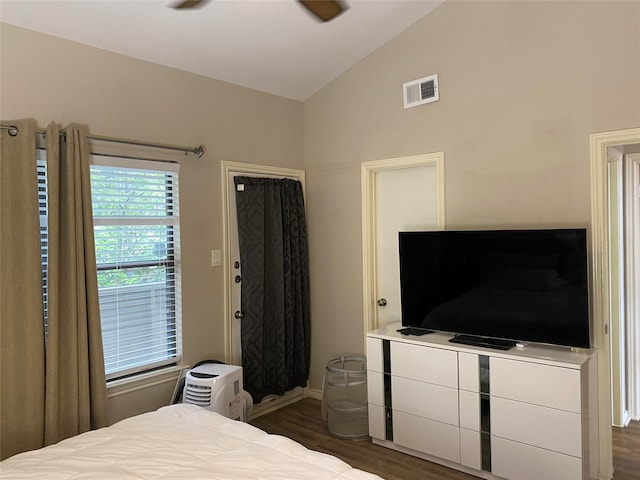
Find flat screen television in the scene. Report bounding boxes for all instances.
[398,228,590,349]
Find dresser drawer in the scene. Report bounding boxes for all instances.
[490,357,581,412]
[367,337,383,373]
[367,370,384,407]
[392,376,459,426]
[458,352,479,392]
[459,390,480,431]
[391,342,457,388]
[492,436,582,480]
[368,404,386,441]
[460,428,481,470]
[393,411,460,463]
[492,396,581,457]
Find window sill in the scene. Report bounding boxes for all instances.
[106,365,187,399]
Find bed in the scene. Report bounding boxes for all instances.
[0,403,384,479]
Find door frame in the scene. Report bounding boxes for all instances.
[220,161,306,365]
[589,127,640,479]
[360,152,445,337]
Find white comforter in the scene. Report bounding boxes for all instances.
[0,404,383,479]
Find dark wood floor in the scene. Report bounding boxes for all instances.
[250,398,640,480]
[612,419,640,480]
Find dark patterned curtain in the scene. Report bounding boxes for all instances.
[234,176,310,403]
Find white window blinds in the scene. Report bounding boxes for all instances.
[90,158,182,379]
[37,153,49,336]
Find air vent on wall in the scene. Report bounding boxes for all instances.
[403,74,439,109]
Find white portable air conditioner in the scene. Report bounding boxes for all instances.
[183,363,245,421]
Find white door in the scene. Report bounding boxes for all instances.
[375,166,441,326]
[221,162,305,366]
[362,153,445,333]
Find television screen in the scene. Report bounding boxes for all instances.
[398,229,590,348]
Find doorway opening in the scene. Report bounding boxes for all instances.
[589,127,640,479]
[622,152,640,422]
[608,146,640,426]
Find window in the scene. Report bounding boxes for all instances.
[37,149,182,380]
[90,158,182,379]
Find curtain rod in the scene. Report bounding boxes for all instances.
[1,124,205,158]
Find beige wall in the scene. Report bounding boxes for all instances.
[2,0,639,432]
[304,0,640,390]
[0,23,304,423]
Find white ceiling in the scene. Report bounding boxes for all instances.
[0,0,443,101]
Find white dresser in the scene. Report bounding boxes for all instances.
[366,323,598,480]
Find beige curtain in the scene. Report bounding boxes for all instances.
[0,120,108,459]
[0,119,46,460]
[44,123,107,445]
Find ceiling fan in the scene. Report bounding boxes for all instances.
[172,0,347,23]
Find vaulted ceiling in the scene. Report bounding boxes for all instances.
[0,0,443,100]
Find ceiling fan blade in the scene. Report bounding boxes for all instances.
[298,0,347,22]
[171,0,209,10]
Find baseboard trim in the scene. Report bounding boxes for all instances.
[307,388,322,400]
[248,387,305,421]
